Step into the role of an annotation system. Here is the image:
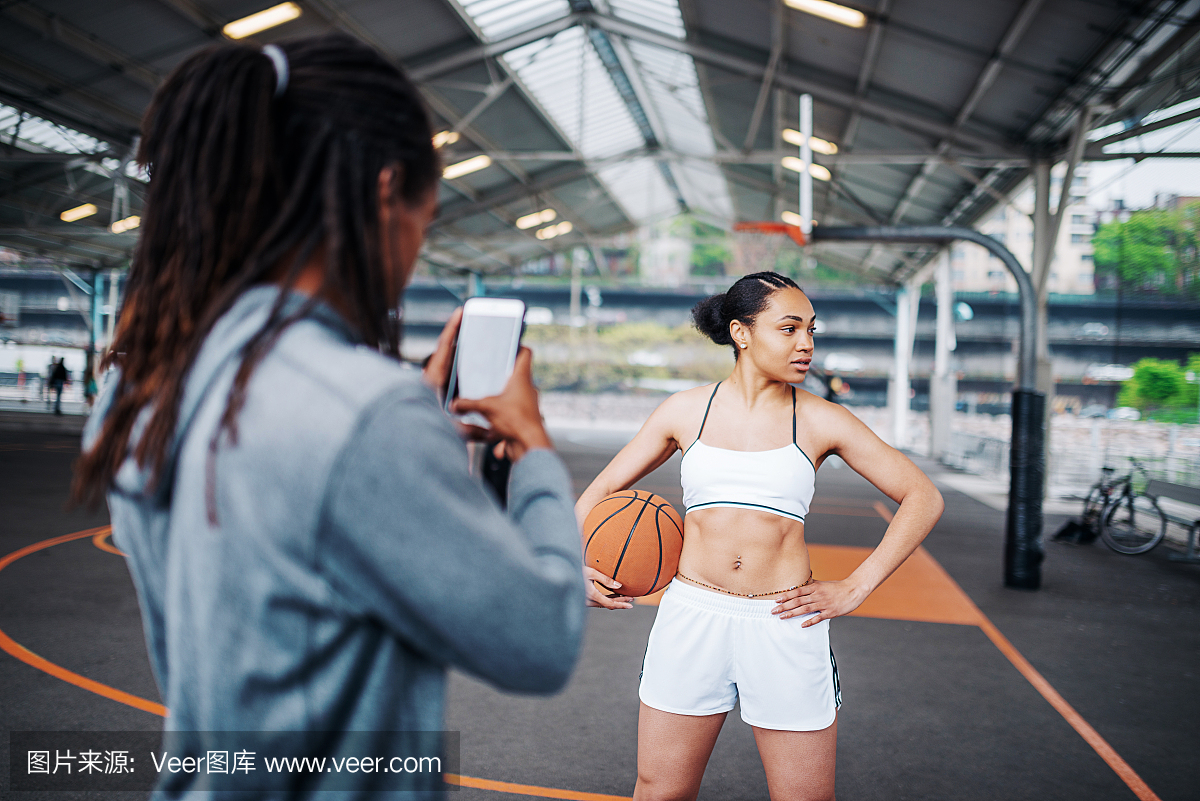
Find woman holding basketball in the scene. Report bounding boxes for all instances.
[576,272,943,801]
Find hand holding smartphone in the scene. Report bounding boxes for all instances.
[443,297,527,428]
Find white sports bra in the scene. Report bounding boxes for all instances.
[680,382,816,523]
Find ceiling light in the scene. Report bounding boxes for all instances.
[60,203,97,222]
[535,221,573,240]
[782,129,839,154]
[110,215,141,234]
[223,2,302,39]
[443,154,491,180]
[432,130,460,148]
[779,211,819,228]
[516,208,557,230]
[782,157,832,181]
[783,0,867,28]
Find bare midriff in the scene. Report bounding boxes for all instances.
[677,506,811,596]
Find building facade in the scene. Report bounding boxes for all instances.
[951,165,1096,295]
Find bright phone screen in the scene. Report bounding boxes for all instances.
[456,312,523,400]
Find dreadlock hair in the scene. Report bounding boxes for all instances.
[692,271,803,359]
[73,34,440,507]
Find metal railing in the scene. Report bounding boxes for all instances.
[945,422,1200,492]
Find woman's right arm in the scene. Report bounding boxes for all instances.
[575,393,686,609]
[319,379,584,694]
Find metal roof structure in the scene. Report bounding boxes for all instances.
[2,0,1200,282]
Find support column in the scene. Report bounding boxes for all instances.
[1031,160,1051,385]
[90,269,104,352]
[1031,160,1055,489]
[772,89,785,223]
[467,272,485,298]
[105,268,120,350]
[889,279,919,449]
[930,250,957,461]
[569,248,585,384]
[799,93,813,270]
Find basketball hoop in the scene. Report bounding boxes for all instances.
[730,222,807,275]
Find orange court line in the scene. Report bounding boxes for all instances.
[93,528,125,556]
[809,543,983,626]
[447,774,631,801]
[0,529,629,801]
[870,496,1160,800]
[1,526,1160,801]
[0,526,169,718]
[974,617,1160,801]
[643,498,1160,800]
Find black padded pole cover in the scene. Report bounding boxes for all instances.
[1006,389,1046,589]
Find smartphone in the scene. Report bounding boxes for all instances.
[444,297,527,428]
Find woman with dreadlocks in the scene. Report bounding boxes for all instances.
[76,35,583,795]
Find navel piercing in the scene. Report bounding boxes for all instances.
[733,556,742,569]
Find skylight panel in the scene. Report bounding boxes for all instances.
[455,0,731,226]
[597,157,677,223]
[0,103,108,155]
[459,0,570,41]
[605,0,686,39]
[506,26,645,160]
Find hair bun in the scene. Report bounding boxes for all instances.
[692,293,732,345]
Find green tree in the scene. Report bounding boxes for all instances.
[1093,207,1200,295]
[1117,358,1187,410]
[1184,353,1200,411]
[685,217,731,277]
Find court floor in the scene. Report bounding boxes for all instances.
[1,426,1197,800]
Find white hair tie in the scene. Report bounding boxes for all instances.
[262,44,289,98]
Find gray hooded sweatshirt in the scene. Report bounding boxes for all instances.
[84,287,585,797]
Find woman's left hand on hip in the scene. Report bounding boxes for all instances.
[770,579,867,627]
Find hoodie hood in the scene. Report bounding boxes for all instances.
[84,286,357,502]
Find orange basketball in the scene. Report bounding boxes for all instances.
[583,490,684,597]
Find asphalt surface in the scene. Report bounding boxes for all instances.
[0,424,1197,800]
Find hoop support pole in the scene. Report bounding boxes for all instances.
[811,225,1043,590]
[800,94,813,238]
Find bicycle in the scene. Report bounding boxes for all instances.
[1078,465,1115,538]
[1098,459,1169,555]
[1055,465,1119,545]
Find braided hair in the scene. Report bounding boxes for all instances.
[73,34,440,505]
[692,272,802,358]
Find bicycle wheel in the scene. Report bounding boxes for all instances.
[1100,493,1167,554]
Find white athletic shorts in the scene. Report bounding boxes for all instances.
[639,579,841,731]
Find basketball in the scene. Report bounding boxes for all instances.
[583,490,684,597]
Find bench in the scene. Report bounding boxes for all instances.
[1147,480,1200,564]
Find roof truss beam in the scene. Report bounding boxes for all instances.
[0,51,142,132]
[409,14,583,82]
[1087,104,1200,149]
[0,3,162,90]
[408,10,1023,158]
[459,149,1025,168]
[840,0,892,151]
[741,0,784,152]
[587,11,1021,157]
[578,14,689,212]
[886,0,1046,224]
